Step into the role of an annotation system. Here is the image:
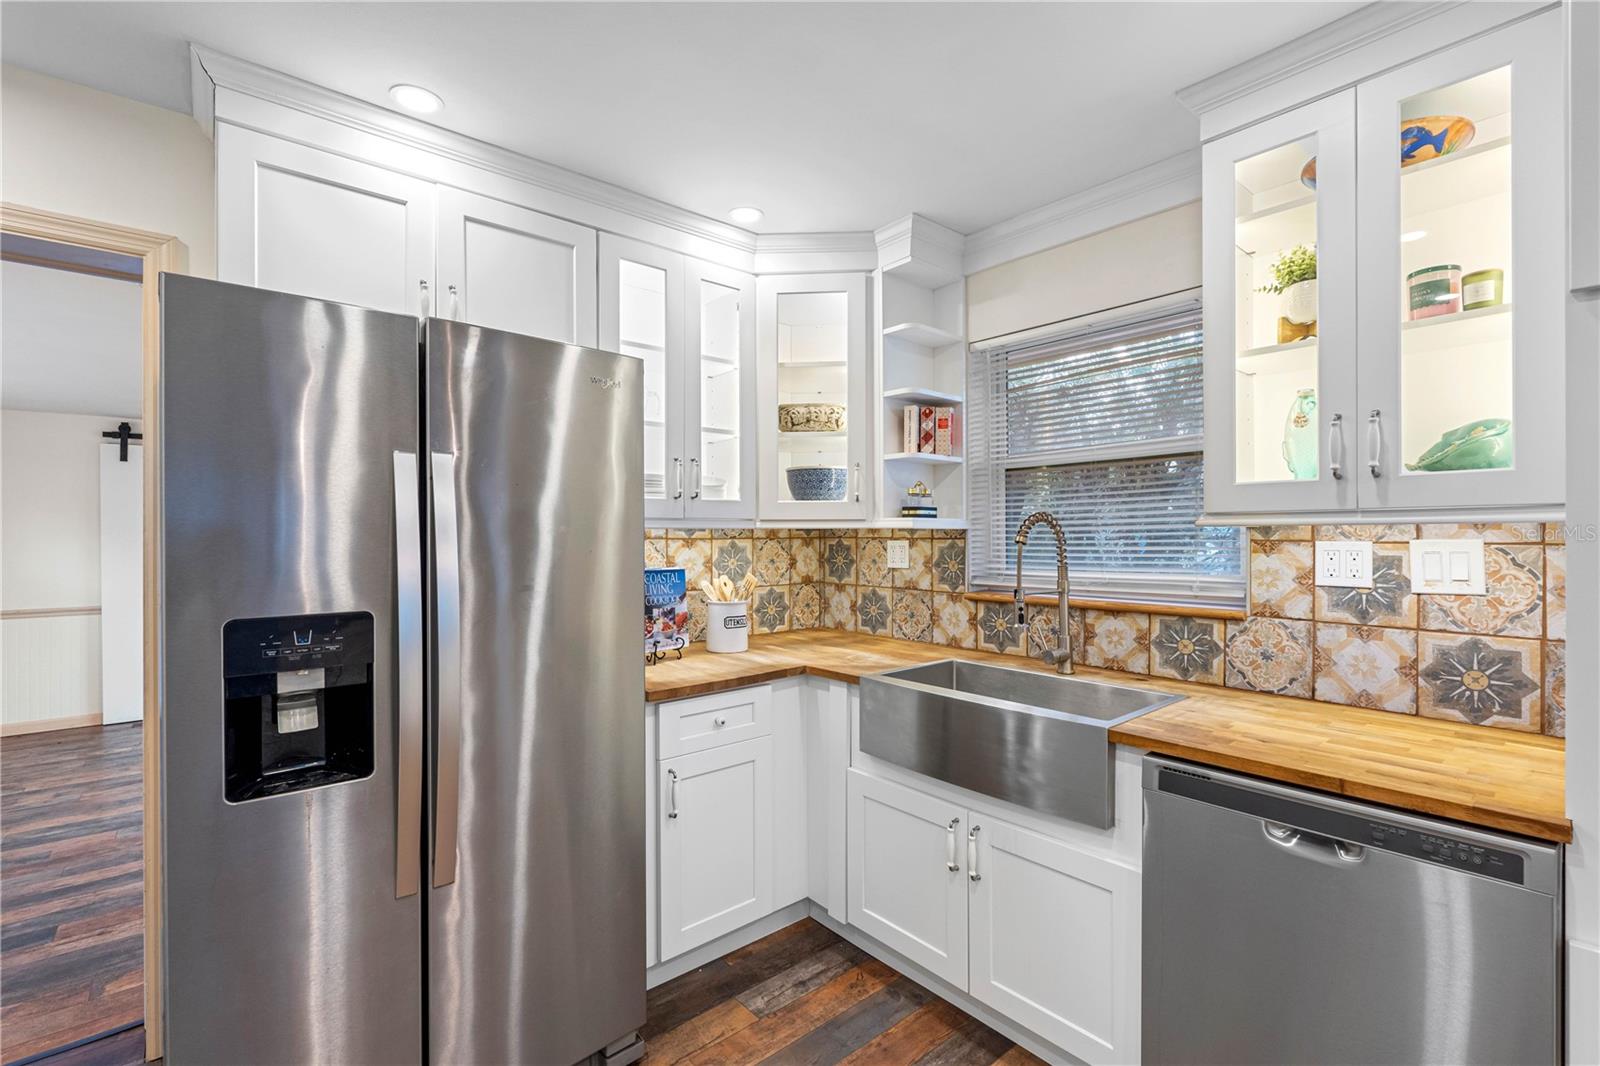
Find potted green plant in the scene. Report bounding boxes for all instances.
[1258,244,1317,340]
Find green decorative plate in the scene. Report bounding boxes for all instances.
[1405,418,1513,472]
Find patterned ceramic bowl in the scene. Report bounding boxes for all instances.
[785,465,848,501]
[777,403,846,433]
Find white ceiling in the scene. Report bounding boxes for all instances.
[1,260,143,418]
[1,2,1362,235]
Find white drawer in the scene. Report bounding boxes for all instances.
[658,685,772,758]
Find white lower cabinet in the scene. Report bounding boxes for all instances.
[658,735,774,959]
[846,770,968,987]
[968,814,1141,1065]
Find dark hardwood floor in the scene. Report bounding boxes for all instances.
[1,724,144,1065]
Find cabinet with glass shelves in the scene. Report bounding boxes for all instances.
[1202,10,1564,521]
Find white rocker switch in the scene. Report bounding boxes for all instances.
[1410,539,1486,595]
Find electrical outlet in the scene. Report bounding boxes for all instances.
[887,540,910,569]
[1315,540,1372,588]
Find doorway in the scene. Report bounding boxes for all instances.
[0,205,184,1065]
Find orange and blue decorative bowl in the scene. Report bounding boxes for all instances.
[1299,115,1475,189]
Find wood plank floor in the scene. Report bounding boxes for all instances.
[1,723,144,1064]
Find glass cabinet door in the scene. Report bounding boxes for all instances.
[599,234,685,520]
[1202,90,1357,518]
[756,273,869,520]
[684,258,756,520]
[1355,11,1563,510]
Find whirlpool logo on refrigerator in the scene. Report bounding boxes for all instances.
[721,614,748,630]
[589,375,622,391]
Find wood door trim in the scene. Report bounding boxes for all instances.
[0,605,102,619]
[0,201,187,1063]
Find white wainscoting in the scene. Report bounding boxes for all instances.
[1,610,101,734]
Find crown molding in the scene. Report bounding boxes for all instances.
[756,232,876,255]
[190,44,757,258]
[961,150,1199,276]
[1175,1,1467,117]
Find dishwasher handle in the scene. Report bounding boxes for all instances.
[1263,821,1366,865]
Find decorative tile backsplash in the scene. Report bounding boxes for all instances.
[645,522,1567,739]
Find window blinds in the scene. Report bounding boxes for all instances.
[967,300,1244,606]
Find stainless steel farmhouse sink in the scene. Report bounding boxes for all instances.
[858,659,1183,828]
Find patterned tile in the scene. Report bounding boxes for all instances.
[644,536,667,569]
[713,527,753,539]
[976,602,1024,656]
[754,527,782,540]
[1419,544,1543,637]
[1544,642,1566,738]
[1315,524,1417,542]
[822,537,856,584]
[1418,633,1541,732]
[858,537,891,588]
[931,594,977,649]
[1082,610,1150,673]
[1545,546,1566,640]
[932,528,965,539]
[1225,617,1313,698]
[931,539,967,592]
[711,538,753,584]
[1149,616,1225,685]
[1067,608,1086,665]
[891,589,933,642]
[668,539,710,590]
[686,591,707,643]
[674,528,711,540]
[1025,606,1061,663]
[823,583,856,631]
[893,538,934,591]
[753,539,793,587]
[1313,624,1417,713]
[1544,523,1565,544]
[1316,544,1415,626]
[791,537,821,583]
[1249,525,1313,542]
[791,584,822,630]
[857,588,892,635]
[1418,522,1541,543]
[1249,541,1314,619]
[752,587,790,633]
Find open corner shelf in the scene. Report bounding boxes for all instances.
[883,321,963,348]
[882,387,964,405]
[884,451,963,465]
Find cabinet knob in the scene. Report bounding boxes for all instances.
[712,715,727,727]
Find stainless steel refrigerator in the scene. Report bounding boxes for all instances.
[159,275,645,1065]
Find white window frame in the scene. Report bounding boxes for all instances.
[967,290,1246,608]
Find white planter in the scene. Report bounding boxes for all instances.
[1283,278,1318,325]
[706,600,750,653]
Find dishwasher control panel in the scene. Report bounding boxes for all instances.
[1364,823,1522,880]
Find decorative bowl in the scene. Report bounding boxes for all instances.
[1405,418,1512,472]
[778,403,846,433]
[1298,115,1474,190]
[785,465,848,501]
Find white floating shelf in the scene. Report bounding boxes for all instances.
[701,425,737,438]
[873,516,968,530]
[884,451,963,465]
[1400,137,1511,214]
[778,430,847,446]
[1401,302,1512,353]
[1236,337,1317,377]
[777,358,849,368]
[883,321,963,347]
[882,387,964,405]
[1235,197,1315,257]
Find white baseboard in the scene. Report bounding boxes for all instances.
[645,901,811,989]
[1,712,103,736]
[1571,938,1599,1065]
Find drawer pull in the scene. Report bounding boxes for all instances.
[712,715,727,727]
[667,769,679,820]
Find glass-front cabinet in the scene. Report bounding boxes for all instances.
[756,273,870,521]
[600,234,755,522]
[1202,9,1564,520]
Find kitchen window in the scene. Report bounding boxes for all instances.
[967,295,1245,607]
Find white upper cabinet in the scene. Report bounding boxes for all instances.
[435,187,597,346]
[217,125,435,315]
[601,234,755,522]
[757,273,871,521]
[1202,11,1565,521]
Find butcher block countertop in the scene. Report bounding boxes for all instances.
[645,630,1570,843]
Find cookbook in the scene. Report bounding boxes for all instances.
[645,567,688,656]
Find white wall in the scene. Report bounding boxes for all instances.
[966,201,1201,343]
[1,410,140,729]
[1,64,214,277]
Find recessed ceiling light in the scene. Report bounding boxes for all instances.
[389,84,443,114]
[728,206,764,226]
[1401,229,1428,243]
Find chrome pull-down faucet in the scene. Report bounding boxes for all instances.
[1013,511,1073,674]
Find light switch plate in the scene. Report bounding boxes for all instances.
[1410,538,1486,595]
[1315,541,1372,588]
[887,540,910,569]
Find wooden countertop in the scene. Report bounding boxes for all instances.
[645,631,1570,843]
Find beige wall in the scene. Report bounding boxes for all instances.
[966,201,1200,343]
[2,64,214,277]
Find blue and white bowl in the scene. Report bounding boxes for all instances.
[785,465,848,502]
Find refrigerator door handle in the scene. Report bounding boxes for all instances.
[394,452,424,898]
[431,451,464,888]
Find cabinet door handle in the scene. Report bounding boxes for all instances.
[1328,413,1344,480]
[672,458,684,500]
[852,462,862,503]
[419,279,430,317]
[666,769,679,819]
[945,817,960,872]
[448,283,459,320]
[690,457,701,500]
[1367,409,1383,478]
[968,824,982,882]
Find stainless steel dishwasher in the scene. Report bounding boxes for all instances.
[1142,755,1562,1066]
